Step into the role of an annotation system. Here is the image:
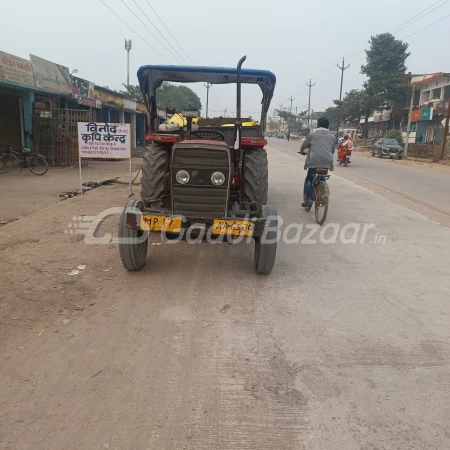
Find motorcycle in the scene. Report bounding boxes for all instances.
[338,144,352,167]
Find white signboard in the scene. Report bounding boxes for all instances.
[30,54,72,94]
[77,122,131,159]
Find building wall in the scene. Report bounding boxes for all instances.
[407,143,442,159]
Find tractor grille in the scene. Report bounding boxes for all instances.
[172,142,230,219]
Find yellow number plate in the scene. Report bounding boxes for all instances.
[141,215,182,233]
[212,219,254,236]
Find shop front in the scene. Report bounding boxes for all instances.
[0,51,39,150]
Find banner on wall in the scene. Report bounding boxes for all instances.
[0,51,35,86]
[30,54,72,94]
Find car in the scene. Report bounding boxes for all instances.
[372,138,403,160]
[290,133,300,140]
[276,133,285,139]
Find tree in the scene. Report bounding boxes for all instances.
[361,33,410,105]
[118,82,202,113]
[156,82,202,112]
[118,84,143,102]
[360,33,410,137]
[324,106,339,131]
[385,129,404,146]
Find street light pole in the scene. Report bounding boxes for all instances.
[125,39,132,88]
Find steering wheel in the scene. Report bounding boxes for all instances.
[191,130,225,141]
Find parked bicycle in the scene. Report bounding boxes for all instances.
[0,139,48,176]
[303,168,330,225]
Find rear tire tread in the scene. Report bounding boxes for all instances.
[243,148,269,208]
[141,143,170,208]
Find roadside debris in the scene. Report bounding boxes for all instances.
[220,304,231,313]
[59,179,117,200]
[73,305,85,311]
[67,270,80,276]
[1,303,8,308]
[58,277,72,285]
[91,369,105,378]
[77,265,86,270]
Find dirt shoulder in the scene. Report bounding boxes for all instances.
[0,158,142,224]
[353,147,450,174]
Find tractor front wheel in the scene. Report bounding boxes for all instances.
[119,200,149,271]
[243,148,268,209]
[254,205,278,274]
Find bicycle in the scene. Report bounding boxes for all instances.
[0,139,48,176]
[303,168,330,225]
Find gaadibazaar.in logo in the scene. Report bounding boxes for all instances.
[65,208,386,246]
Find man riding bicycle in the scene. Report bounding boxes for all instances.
[299,117,336,207]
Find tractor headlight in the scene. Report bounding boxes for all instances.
[211,171,225,186]
[176,170,190,184]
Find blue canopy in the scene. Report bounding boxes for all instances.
[137,65,276,98]
[137,65,276,134]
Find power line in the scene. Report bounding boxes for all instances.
[120,0,183,64]
[289,0,450,97]
[391,0,448,33]
[132,0,189,65]
[145,0,195,64]
[99,0,171,63]
[345,0,450,60]
[401,11,450,39]
[210,87,223,108]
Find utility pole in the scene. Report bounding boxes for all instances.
[336,57,350,137]
[287,96,295,142]
[440,98,450,160]
[306,79,315,126]
[404,83,415,159]
[204,83,211,118]
[223,108,227,118]
[124,39,132,88]
[278,102,283,132]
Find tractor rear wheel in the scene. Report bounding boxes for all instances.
[119,200,149,271]
[141,142,170,208]
[243,148,268,209]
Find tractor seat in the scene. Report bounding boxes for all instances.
[315,168,328,175]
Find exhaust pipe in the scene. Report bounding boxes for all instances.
[235,55,246,169]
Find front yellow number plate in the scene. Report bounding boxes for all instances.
[212,219,254,236]
[141,215,182,233]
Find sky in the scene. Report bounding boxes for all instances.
[2,0,450,120]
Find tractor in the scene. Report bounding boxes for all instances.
[118,56,278,274]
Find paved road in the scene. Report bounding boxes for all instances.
[268,137,450,215]
[1,145,450,449]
